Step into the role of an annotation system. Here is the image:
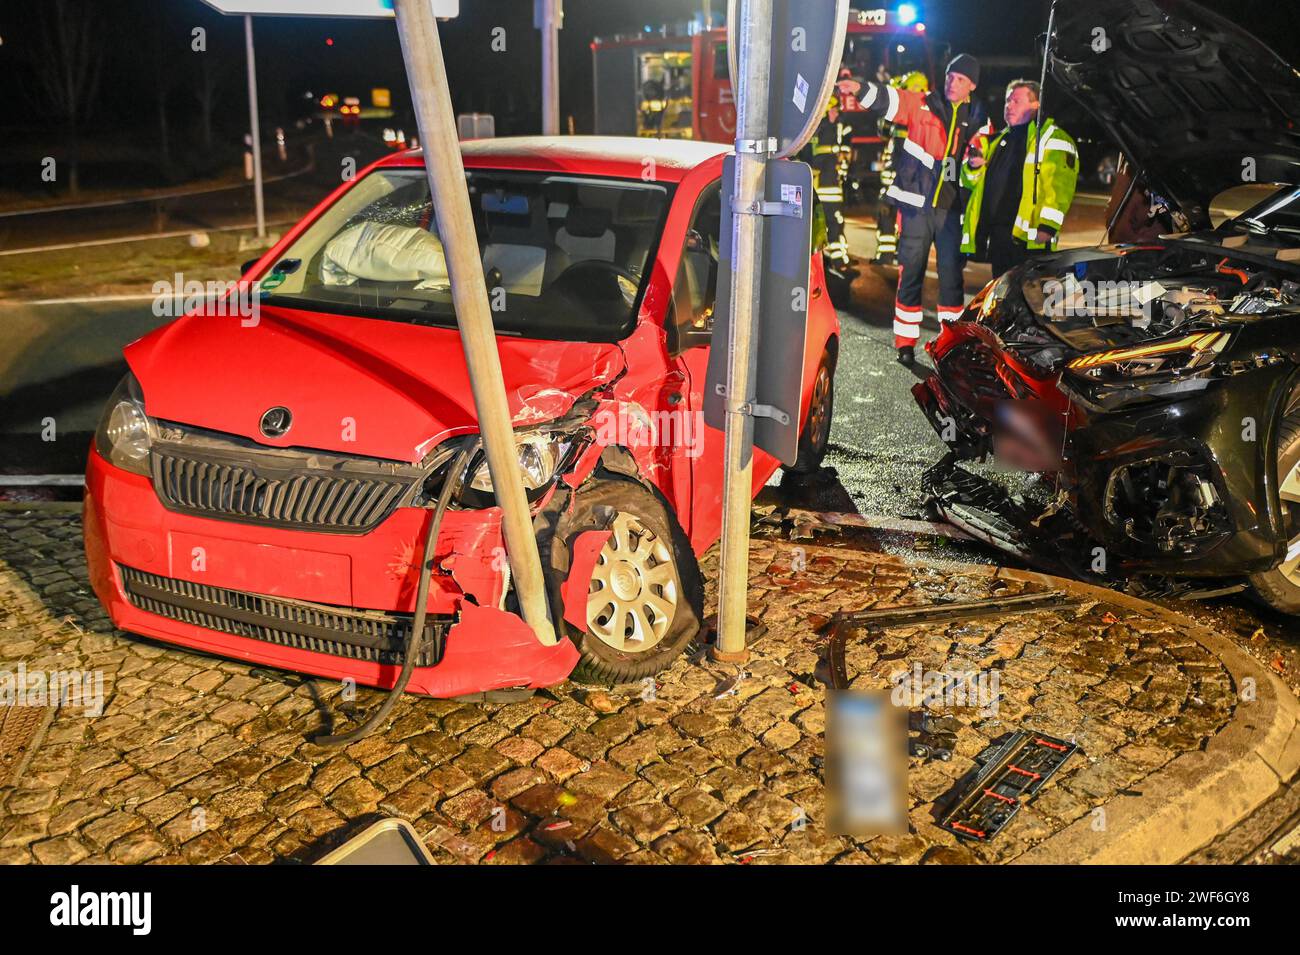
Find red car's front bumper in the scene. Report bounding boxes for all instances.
[83,447,578,696]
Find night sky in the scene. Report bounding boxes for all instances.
[2,1,1298,142]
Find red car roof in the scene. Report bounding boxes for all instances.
[383,135,730,183]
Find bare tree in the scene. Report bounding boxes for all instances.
[194,48,225,153]
[30,0,104,196]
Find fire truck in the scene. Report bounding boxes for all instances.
[591,5,948,193]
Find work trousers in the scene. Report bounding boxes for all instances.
[894,202,966,347]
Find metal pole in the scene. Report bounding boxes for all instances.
[713,0,771,661]
[392,0,556,647]
[703,0,713,31]
[243,14,266,239]
[540,0,561,135]
[1032,0,1057,206]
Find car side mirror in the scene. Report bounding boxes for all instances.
[240,258,261,276]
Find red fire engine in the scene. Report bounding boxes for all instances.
[592,6,946,185]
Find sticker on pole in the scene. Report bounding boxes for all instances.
[780,182,804,217]
[792,74,809,113]
[198,0,459,17]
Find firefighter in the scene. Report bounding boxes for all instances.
[962,79,1079,276]
[807,90,853,276]
[856,54,992,366]
[872,70,930,267]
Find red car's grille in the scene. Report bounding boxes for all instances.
[118,565,445,667]
[151,448,412,533]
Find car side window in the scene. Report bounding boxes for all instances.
[669,181,722,356]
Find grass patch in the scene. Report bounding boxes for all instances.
[0,231,268,300]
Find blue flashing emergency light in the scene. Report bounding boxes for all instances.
[897,4,919,26]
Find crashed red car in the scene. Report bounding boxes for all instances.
[84,137,839,696]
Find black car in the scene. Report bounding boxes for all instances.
[912,0,1300,611]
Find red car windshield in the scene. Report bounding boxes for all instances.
[259,167,671,342]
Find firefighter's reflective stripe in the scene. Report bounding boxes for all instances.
[937,306,964,323]
[882,85,901,122]
[861,82,879,109]
[1040,206,1065,226]
[901,136,935,169]
[817,186,845,201]
[886,184,925,207]
[894,302,922,340]
[1042,138,1076,156]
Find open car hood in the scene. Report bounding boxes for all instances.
[1051,0,1300,227]
[125,304,625,463]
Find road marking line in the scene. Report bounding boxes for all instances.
[17,294,161,306]
[0,475,85,487]
[0,164,311,218]
[0,219,295,257]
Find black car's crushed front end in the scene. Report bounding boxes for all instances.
[913,243,1300,591]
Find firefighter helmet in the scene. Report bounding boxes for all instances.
[891,70,930,93]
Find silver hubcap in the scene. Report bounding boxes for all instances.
[587,511,679,652]
[1281,463,1300,584]
[808,366,831,448]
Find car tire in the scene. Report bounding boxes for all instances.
[1250,411,1300,613]
[786,348,836,475]
[543,477,704,684]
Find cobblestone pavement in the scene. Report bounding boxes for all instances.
[0,507,1240,864]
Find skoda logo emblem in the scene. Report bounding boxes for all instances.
[259,406,293,438]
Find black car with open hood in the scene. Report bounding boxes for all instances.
[911,0,1300,613]
[1050,0,1300,229]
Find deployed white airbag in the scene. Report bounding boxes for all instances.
[321,221,449,287]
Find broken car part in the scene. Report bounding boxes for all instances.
[939,731,1079,842]
[315,437,475,746]
[823,591,1082,691]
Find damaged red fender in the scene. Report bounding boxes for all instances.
[560,528,612,630]
[418,602,579,697]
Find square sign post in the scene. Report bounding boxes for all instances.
[708,0,847,661]
[199,0,556,650]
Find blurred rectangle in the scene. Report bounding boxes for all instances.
[826,689,908,836]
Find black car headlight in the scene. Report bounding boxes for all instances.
[94,373,154,476]
[1066,331,1232,380]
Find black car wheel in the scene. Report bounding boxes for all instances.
[544,478,704,684]
[1250,411,1300,613]
[786,348,836,475]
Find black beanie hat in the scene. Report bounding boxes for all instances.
[945,53,981,87]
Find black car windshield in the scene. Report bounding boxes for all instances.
[259,167,670,341]
[1229,185,1300,244]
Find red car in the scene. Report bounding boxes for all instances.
[84,137,839,696]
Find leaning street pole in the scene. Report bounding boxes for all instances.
[392,0,556,647]
[713,0,773,661]
[243,14,266,239]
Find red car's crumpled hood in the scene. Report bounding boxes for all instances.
[125,304,625,462]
